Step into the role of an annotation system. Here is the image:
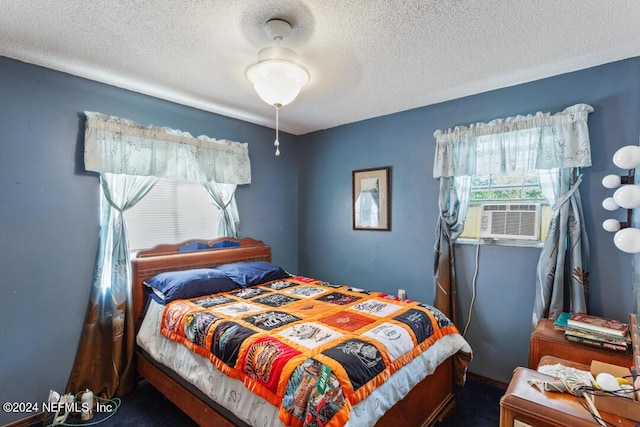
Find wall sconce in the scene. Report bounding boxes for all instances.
[602,145,640,253]
[246,18,309,156]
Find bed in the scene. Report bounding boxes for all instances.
[132,237,472,427]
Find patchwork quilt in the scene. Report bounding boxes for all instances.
[160,275,461,427]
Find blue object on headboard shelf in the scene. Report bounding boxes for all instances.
[212,240,241,248]
[178,240,241,252]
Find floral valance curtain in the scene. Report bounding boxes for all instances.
[432,103,593,327]
[433,103,593,178]
[84,111,251,185]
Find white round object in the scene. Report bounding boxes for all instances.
[247,54,309,107]
[602,174,622,189]
[602,219,621,232]
[613,145,640,169]
[614,227,640,253]
[613,185,640,209]
[596,373,621,392]
[602,197,619,211]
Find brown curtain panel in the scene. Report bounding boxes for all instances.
[66,285,136,397]
[66,174,156,397]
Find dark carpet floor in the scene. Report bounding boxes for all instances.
[37,375,505,426]
[435,375,506,426]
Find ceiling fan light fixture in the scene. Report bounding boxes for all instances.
[247,18,310,156]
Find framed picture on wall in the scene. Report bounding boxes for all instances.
[352,166,391,231]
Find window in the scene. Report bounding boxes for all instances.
[454,131,555,245]
[433,104,593,324]
[459,170,552,243]
[124,178,220,252]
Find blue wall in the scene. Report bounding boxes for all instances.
[0,56,298,425]
[298,56,640,382]
[2,53,640,424]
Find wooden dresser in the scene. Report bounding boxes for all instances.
[528,319,633,369]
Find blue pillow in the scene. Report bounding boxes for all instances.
[213,261,290,287]
[144,268,238,303]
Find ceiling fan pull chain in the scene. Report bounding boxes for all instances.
[274,103,281,156]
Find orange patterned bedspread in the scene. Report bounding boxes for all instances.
[160,275,461,427]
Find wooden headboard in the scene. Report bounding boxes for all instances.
[131,237,271,331]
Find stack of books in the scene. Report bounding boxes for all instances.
[554,312,631,352]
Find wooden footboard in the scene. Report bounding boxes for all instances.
[131,237,457,427]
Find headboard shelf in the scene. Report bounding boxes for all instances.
[135,237,266,258]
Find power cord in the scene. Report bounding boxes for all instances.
[573,387,637,427]
[551,377,639,427]
[462,238,481,336]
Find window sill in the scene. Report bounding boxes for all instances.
[454,237,543,249]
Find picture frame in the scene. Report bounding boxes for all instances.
[352,166,391,231]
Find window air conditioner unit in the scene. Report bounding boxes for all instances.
[479,203,540,240]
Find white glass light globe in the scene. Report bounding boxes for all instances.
[602,219,621,232]
[602,197,619,211]
[613,227,640,253]
[613,145,640,170]
[602,174,622,189]
[247,59,309,107]
[613,185,640,209]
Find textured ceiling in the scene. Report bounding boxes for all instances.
[1,1,640,135]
